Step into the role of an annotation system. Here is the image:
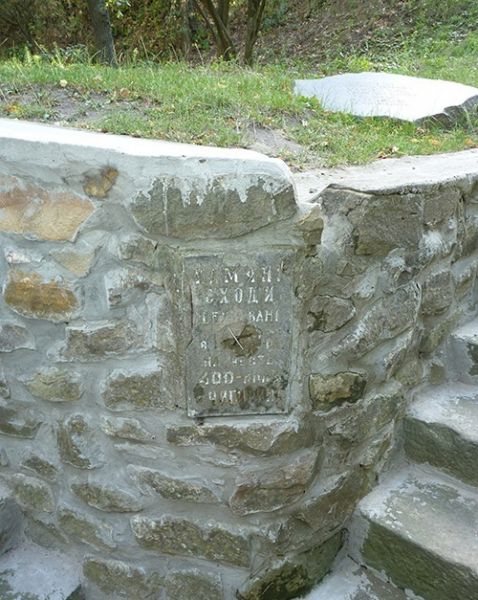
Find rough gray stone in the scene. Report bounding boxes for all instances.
[24,515,69,549]
[130,174,296,240]
[167,418,314,456]
[102,366,177,411]
[72,480,142,513]
[0,407,42,439]
[23,367,83,403]
[100,416,155,443]
[229,450,320,515]
[347,192,422,256]
[307,296,356,332]
[57,415,104,469]
[128,465,220,504]
[104,267,163,308]
[277,470,368,551]
[164,570,223,600]
[340,283,421,356]
[21,453,58,482]
[0,323,35,353]
[62,321,140,360]
[83,557,158,599]
[7,474,54,513]
[294,72,478,122]
[130,514,250,567]
[238,532,344,600]
[421,269,454,315]
[0,371,9,399]
[59,507,116,550]
[117,235,158,267]
[309,372,366,411]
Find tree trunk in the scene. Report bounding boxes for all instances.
[180,0,194,58]
[243,0,267,66]
[196,0,236,60]
[86,0,118,67]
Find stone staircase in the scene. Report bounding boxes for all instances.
[305,317,478,600]
[0,484,82,600]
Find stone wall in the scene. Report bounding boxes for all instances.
[1,118,478,600]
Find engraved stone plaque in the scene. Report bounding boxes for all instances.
[184,251,294,417]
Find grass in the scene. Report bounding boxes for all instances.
[1,9,478,169]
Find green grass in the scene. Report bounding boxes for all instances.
[1,27,478,168]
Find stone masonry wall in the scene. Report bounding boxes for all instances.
[1,118,478,600]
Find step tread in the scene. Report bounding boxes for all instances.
[301,557,419,600]
[410,383,478,443]
[0,540,82,599]
[358,465,478,573]
[452,319,478,342]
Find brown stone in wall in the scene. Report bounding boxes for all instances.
[57,415,104,469]
[130,514,250,567]
[4,271,78,321]
[229,449,320,516]
[83,557,158,598]
[165,570,223,600]
[309,372,366,411]
[0,174,94,241]
[307,296,356,332]
[24,368,83,403]
[128,465,221,504]
[421,269,454,315]
[167,418,315,456]
[102,367,176,411]
[0,406,42,439]
[62,321,139,360]
[7,473,54,513]
[51,249,96,277]
[59,507,116,550]
[21,453,58,482]
[237,531,344,600]
[83,167,118,198]
[0,322,35,353]
[72,480,143,513]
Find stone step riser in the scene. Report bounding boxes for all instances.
[404,416,478,487]
[447,332,478,384]
[348,467,478,600]
[351,515,478,600]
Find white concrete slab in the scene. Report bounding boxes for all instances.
[294,72,478,122]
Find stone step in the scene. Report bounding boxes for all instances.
[448,319,478,383]
[350,465,478,600]
[301,557,417,600]
[0,483,22,555]
[0,540,83,599]
[404,384,478,486]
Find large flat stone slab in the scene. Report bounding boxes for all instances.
[294,72,478,123]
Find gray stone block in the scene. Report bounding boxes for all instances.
[405,384,478,486]
[351,466,478,600]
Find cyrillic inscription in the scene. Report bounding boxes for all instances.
[185,252,293,416]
